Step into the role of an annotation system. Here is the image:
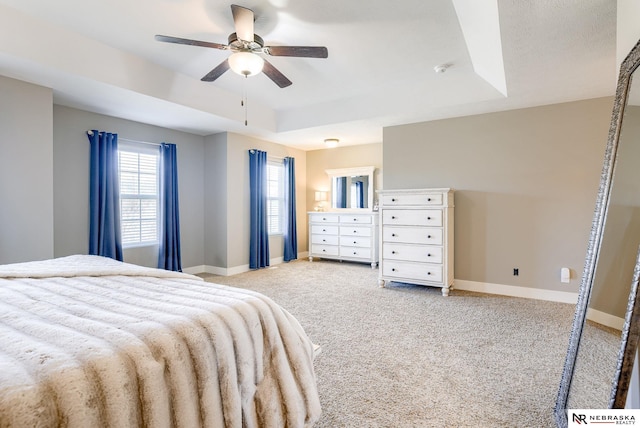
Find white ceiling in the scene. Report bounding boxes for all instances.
[0,0,617,150]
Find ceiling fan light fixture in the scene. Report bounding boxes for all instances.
[228,52,264,76]
[324,138,339,148]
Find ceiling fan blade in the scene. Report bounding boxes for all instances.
[262,59,292,88]
[155,35,227,50]
[266,46,328,58]
[231,4,254,42]
[201,59,230,82]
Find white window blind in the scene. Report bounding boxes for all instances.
[267,160,284,235]
[118,144,159,247]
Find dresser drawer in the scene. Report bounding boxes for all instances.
[383,243,443,264]
[312,244,340,257]
[311,225,339,235]
[310,214,340,223]
[339,226,372,237]
[340,236,371,248]
[340,247,371,259]
[382,209,442,227]
[339,214,372,224]
[312,234,339,245]
[382,226,443,245]
[382,261,443,283]
[381,193,443,206]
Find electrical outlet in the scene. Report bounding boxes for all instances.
[513,268,519,276]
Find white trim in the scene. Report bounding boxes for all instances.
[586,307,625,331]
[182,265,205,275]
[454,279,624,331]
[184,254,297,277]
[454,279,579,304]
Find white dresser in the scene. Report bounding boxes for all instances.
[377,188,454,296]
[308,212,379,268]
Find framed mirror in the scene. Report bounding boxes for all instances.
[325,166,375,210]
[555,39,640,426]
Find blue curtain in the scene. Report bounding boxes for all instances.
[249,149,269,269]
[158,143,182,272]
[336,176,347,208]
[356,181,364,208]
[88,130,123,261]
[283,157,297,262]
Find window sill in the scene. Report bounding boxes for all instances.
[123,242,158,249]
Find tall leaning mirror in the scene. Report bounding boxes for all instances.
[555,38,640,426]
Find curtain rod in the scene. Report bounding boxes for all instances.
[86,130,160,147]
[248,149,289,162]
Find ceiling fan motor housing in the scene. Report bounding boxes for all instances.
[228,32,264,51]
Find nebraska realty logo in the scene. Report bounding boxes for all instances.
[569,409,639,426]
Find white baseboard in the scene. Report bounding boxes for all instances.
[455,279,624,330]
[182,265,205,275]
[586,307,625,331]
[184,264,625,330]
[454,279,579,304]
[184,253,308,277]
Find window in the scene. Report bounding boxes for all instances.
[266,160,284,235]
[118,143,159,247]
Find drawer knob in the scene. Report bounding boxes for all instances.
[427,216,432,220]
[322,249,326,252]
[391,216,396,219]
[322,239,326,242]
[353,241,357,244]
[353,252,357,255]
[427,235,432,238]
[353,218,357,221]
[427,272,432,275]
[391,198,396,202]
[427,198,432,201]
[391,233,396,237]
[392,268,396,272]
[322,217,326,220]
[427,253,431,257]
[353,230,357,233]
[391,251,396,254]
[322,229,326,232]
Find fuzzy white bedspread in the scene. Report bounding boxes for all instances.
[0,255,321,427]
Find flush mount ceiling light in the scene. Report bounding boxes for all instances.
[228,52,265,77]
[324,138,339,148]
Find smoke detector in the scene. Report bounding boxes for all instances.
[434,64,451,74]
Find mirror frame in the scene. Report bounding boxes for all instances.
[555,39,640,426]
[325,166,376,211]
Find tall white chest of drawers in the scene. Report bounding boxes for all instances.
[377,188,454,296]
[308,212,379,268]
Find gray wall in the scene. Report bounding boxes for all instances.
[0,76,54,263]
[383,98,613,293]
[204,132,228,269]
[589,105,640,317]
[53,105,206,269]
[225,133,307,269]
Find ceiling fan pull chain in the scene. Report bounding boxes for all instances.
[243,75,248,126]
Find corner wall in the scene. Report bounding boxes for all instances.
[0,76,54,263]
[52,105,206,269]
[383,97,613,294]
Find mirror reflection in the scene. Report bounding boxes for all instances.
[325,166,375,210]
[565,73,640,411]
[332,174,369,209]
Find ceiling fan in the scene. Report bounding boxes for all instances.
[155,4,328,88]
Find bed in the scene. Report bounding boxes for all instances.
[0,255,321,427]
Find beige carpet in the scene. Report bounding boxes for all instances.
[202,259,578,427]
